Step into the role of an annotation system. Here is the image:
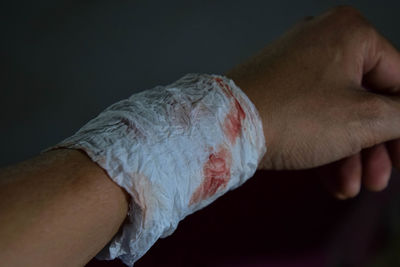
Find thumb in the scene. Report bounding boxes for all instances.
[353,90,400,149]
[362,31,400,94]
[360,30,400,169]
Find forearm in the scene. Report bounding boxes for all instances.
[0,149,129,266]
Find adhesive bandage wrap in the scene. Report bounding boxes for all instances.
[50,74,266,266]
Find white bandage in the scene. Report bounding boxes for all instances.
[49,74,266,266]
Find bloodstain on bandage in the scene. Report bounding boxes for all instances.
[214,77,246,144]
[190,145,232,205]
[215,77,234,99]
[224,99,246,144]
[189,77,246,206]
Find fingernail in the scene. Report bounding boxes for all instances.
[335,193,349,200]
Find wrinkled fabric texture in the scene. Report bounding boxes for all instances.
[47,74,266,266]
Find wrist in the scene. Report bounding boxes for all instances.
[225,72,275,170]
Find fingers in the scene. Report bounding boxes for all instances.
[319,144,392,199]
[334,154,362,199]
[357,17,400,194]
[386,139,400,169]
[362,30,400,94]
[318,153,361,200]
[361,143,392,191]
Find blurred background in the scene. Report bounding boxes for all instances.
[1,1,400,266]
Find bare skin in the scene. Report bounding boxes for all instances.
[0,149,129,266]
[229,6,400,199]
[0,5,399,266]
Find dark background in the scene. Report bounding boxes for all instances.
[1,1,400,266]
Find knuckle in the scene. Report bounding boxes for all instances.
[328,6,375,40]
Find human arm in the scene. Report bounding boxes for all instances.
[0,149,129,266]
[1,5,400,266]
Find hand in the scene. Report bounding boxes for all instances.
[226,6,400,199]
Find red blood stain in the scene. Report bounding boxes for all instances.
[190,145,232,205]
[214,78,246,144]
[214,77,234,99]
[224,100,246,144]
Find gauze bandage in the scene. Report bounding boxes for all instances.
[48,73,266,266]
